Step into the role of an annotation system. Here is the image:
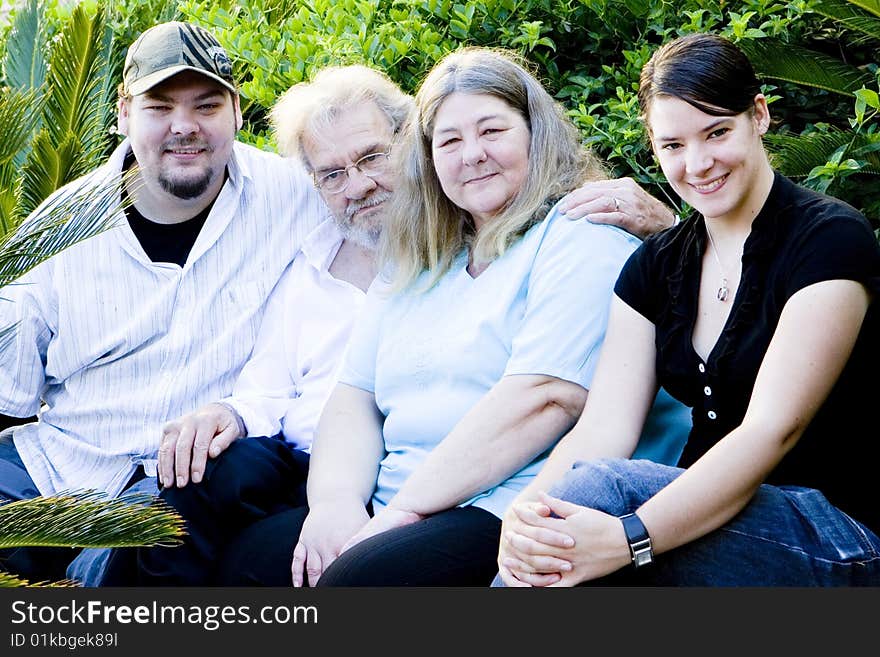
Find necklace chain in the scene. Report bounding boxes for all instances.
[704,223,730,302]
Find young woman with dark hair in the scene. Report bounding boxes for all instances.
[496,33,880,586]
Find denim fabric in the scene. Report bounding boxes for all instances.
[66,476,159,586]
[546,458,880,586]
[0,428,40,500]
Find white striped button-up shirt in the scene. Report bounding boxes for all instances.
[0,139,327,497]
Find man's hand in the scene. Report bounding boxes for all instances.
[158,402,244,489]
[559,177,676,239]
[292,500,370,587]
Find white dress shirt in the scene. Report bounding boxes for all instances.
[0,139,327,497]
[223,219,366,451]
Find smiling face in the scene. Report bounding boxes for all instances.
[118,70,242,208]
[648,94,773,224]
[302,101,395,249]
[430,92,531,230]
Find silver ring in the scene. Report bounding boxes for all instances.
[612,197,620,212]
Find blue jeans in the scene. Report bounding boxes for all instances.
[495,458,880,586]
[0,428,158,586]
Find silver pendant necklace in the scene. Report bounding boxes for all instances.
[704,223,730,302]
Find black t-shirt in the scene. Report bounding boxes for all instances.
[122,154,213,267]
[615,172,880,535]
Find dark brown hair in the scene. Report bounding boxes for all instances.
[638,33,761,122]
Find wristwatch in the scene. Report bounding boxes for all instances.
[619,512,653,568]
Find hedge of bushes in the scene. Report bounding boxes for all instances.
[1,0,878,236]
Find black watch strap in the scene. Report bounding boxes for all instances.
[620,512,653,568]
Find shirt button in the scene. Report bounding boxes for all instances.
[707,411,717,420]
[698,363,705,373]
[704,386,712,396]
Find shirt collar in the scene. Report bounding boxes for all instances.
[661,171,791,307]
[301,218,345,273]
[738,171,792,258]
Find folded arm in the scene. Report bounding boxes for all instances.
[388,373,588,516]
[338,373,588,555]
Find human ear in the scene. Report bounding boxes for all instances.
[233,93,243,131]
[752,94,770,136]
[117,97,130,137]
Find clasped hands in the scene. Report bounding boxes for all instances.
[497,491,632,587]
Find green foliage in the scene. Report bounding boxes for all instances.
[0,170,135,289]
[0,490,184,551]
[0,491,184,587]
[2,0,48,92]
[19,4,115,217]
[0,0,120,237]
[1,0,878,228]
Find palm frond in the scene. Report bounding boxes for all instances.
[19,131,79,217]
[1,0,47,92]
[0,490,185,550]
[765,129,880,176]
[0,164,23,237]
[842,0,880,19]
[0,169,133,288]
[0,571,30,587]
[0,87,42,166]
[44,5,113,169]
[17,6,114,216]
[740,38,873,96]
[813,0,880,40]
[0,571,79,588]
[0,322,15,355]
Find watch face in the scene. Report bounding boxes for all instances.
[633,547,653,568]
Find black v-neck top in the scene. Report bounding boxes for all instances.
[616,172,880,535]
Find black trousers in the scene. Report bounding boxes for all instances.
[219,503,501,587]
[106,434,502,587]
[103,436,310,586]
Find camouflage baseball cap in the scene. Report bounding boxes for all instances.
[122,21,236,96]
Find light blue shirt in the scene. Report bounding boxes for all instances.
[340,206,644,518]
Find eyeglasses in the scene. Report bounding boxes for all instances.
[313,151,391,194]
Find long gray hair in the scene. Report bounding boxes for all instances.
[382,46,605,291]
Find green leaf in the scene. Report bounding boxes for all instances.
[0,490,184,550]
[855,88,880,109]
[1,0,48,92]
[0,87,42,166]
[739,38,874,96]
[765,129,880,177]
[0,169,135,288]
[813,0,880,35]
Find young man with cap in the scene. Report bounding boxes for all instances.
[0,21,326,584]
